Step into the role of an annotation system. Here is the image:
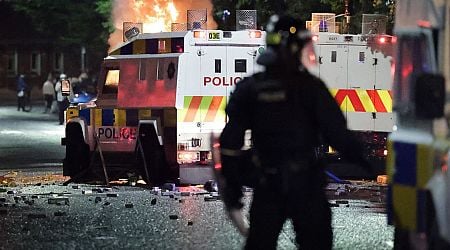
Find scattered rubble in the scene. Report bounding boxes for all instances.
[54,211,67,216]
[27,213,46,219]
[48,198,69,206]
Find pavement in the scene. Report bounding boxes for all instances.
[0,87,46,105]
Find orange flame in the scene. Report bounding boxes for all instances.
[108,0,217,51]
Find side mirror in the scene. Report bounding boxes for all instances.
[414,73,445,119]
[61,79,71,96]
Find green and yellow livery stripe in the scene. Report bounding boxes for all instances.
[178,96,227,123]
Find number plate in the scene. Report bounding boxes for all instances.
[208,31,221,41]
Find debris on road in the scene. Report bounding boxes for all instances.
[27,213,46,219]
[54,211,67,216]
[169,215,178,220]
[48,197,69,206]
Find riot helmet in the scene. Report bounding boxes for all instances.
[258,15,313,70]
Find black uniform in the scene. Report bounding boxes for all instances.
[220,66,370,249]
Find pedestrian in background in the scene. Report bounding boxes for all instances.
[55,73,69,125]
[219,15,373,249]
[42,74,54,113]
[16,74,27,112]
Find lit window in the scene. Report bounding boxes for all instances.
[103,69,119,94]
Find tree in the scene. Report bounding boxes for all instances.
[11,0,113,72]
[12,0,112,47]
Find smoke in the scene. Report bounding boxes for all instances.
[108,0,217,51]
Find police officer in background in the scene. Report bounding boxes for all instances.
[55,73,69,125]
[219,15,372,249]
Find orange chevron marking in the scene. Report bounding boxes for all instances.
[184,96,202,122]
[204,96,223,122]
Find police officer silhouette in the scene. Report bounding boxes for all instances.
[220,15,372,249]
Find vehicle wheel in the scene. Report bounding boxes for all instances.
[64,122,90,178]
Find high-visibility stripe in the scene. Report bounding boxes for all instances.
[416,144,433,188]
[358,90,375,112]
[133,39,146,54]
[138,109,152,120]
[114,109,127,126]
[109,37,184,55]
[94,109,102,126]
[331,89,392,113]
[387,139,435,232]
[66,107,79,121]
[68,108,155,127]
[334,89,365,112]
[367,90,387,112]
[185,96,203,122]
[205,96,224,122]
[180,96,227,123]
[164,109,177,127]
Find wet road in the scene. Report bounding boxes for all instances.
[0,101,394,249]
[0,183,394,249]
[0,105,65,169]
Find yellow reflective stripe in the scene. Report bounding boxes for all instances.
[358,89,376,112]
[386,140,395,183]
[378,90,392,112]
[94,108,102,126]
[133,39,145,54]
[342,95,354,112]
[138,109,152,119]
[164,109,177,127]
[416,144,434,188]
[330,88,392,113]
[66,107,79,121]
[114,109,127,126]
[392,184,417,230]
